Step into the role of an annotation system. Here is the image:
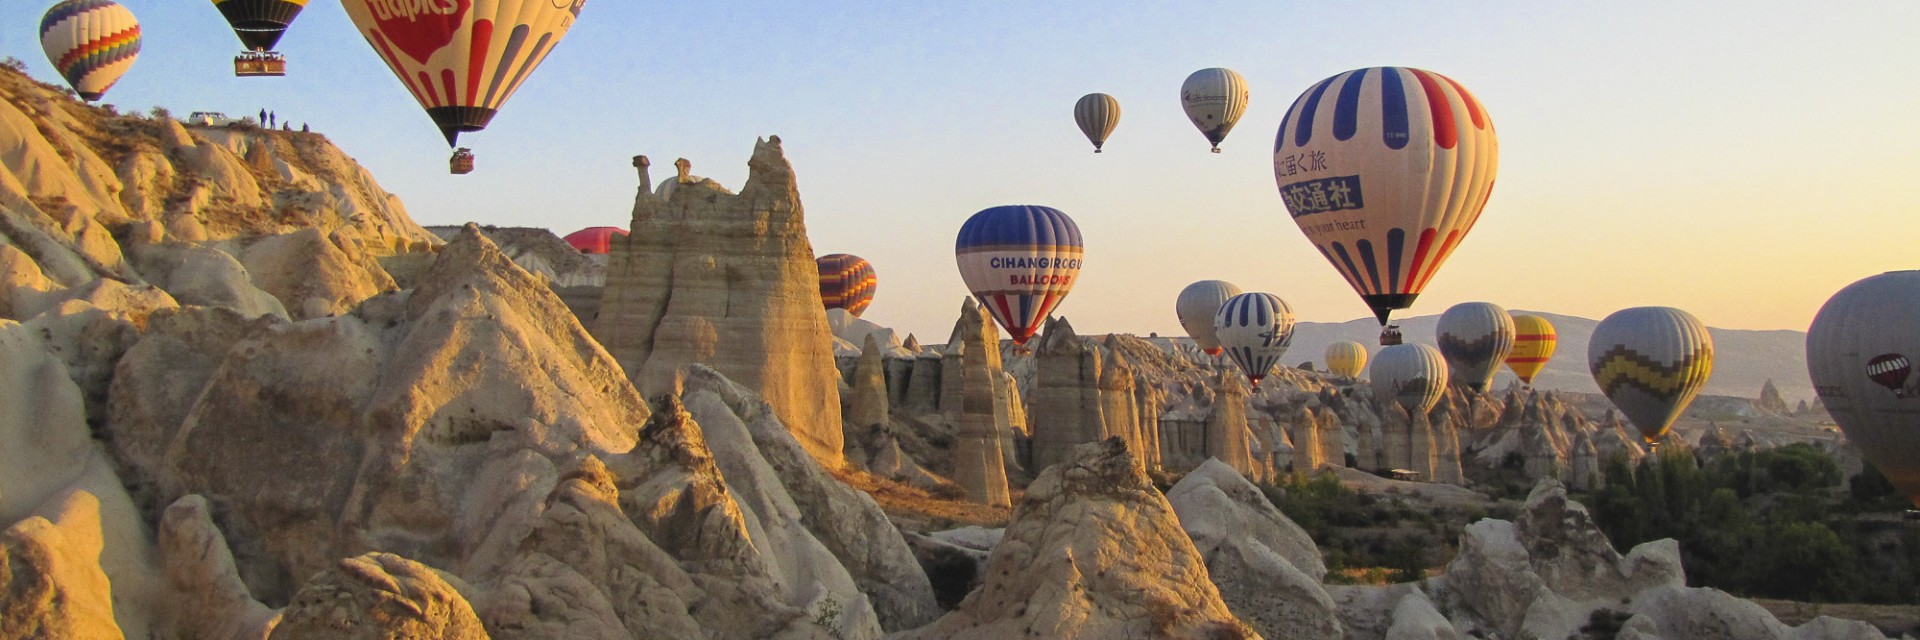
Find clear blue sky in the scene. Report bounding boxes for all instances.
[6,2,1917,340]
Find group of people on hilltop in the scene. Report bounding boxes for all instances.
[256,108,309,133]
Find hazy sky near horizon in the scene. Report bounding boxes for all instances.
[5,2,1917,340]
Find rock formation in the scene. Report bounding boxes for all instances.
[1029,317,1102,472]
[1169,460,1339,639]
[1292,405,1324,472]
[593,137,844,464]
[1207,372,1254,473]
[899,439,1256,639]
[846,333,890,431]
[270,553,487,640]
[950,299,1011,507]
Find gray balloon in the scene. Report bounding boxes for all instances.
[1370,343,1448,415]
[1808,271,1920,508]
[1437,302,1516,393]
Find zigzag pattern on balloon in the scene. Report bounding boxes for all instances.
[1438,332,1511,363]
[1590,345,1713,402]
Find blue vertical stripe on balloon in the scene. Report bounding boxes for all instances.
[1333,68,1370,142]
[1357,239,1384,295]
[1386,228,1406,294]
[1255,296,1269,327]
[1331,242,1369,295]
[1016,294,1033,330]
[1381,67,1411,150]
[1294,77,1334,148]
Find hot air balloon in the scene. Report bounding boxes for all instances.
[1213,292,1295,389]
[39,0,141,102]
[1371,343,1448,415]
[562,226,627,255]
[1808,271,1920,507]
[955,205,1082,345]
[1588,307,1713,445]
[341,0,586,173]
[1274,67,1498,332]
[817,253,878,317]
[215,0,305,76]
[1506,314,1556,386]
[1325,341,1368,380]
[1177,280,1243,356]
[1181,68,1248,153]
[1437,302,1515,393]
[1075,93,1121,153]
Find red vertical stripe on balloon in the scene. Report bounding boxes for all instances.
[1438,73,1485,130]
[1409,69,1457,150]
[466,20,493,105]
[417,70,441,106]
[440,70,458,109]
[371,32,428,105]
[1402,229,1437,294]
[1416,230,1463,291]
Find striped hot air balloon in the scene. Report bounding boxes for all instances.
[1371,343,1448,415]
[1506,314,1557,385]
[817,253,878,317]
[341,0,585,150]
[955,205,1083,345]
[1325,341,1368,380]
[39,0,141,102]
[214,0,306,52]
[1275,67,1498,326]
[1588,307,1714,444]
[1182,68,1249,153]
[1437,302,1515,393]
[1176,280,1242,355]
[1808,271,1920,507]
[1213,292,1296,389]
[1074,93,1121,153]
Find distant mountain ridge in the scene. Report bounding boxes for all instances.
[1285,311,1813,404]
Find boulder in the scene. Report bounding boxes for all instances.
[1168,459,1337,639]
[269,552,487,640]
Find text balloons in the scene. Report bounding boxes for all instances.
[39,0,141,102]
[1177,280,1243,355]
[1275,67,1498,325]
[955,205,1083,345]
[1074,93,1121,153]
[1214,292,1296,388]
[817,253,878,317]
[1588,307,1713,444]
[1437,302,1515,392]
[1181,68,1248,153]
[1808,271,1920,507]
[1506,314,1557,385]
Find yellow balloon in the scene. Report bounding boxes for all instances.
[1325,341,1368,380]
[1506,315,1556,384]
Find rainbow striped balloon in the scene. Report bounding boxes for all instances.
[955,205,1083,345]
[39,0,142,102]
[1275,66,1498,325]
[817,253,877,317]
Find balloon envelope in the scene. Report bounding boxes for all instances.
[1213,292,1295,387]
[1274,67,1498,325]
[1588,307,1713,443]
[1181,68,1248,152]
[341,0,585,146]
[1371,343,1448,415]
[1807,271,1920,507]
[39,0,141,102]
[1437,302,1515,392]
[562,226,626,255]
[1326,341,1368,379]
[817,253,878,317]
[213,0,306,52]
[1177,280,1242,355]
[955,205,1083,345]
[1074,93,1121,153]
[1506,314,1557,384]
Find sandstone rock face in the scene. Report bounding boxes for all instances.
[593,137,844,464]
[1030,317,1103,472]
[900,439,1257,639]
[1207,373,1254,473]
[0,490,125,640]
[1625,586,1886,640]
[269,552,487,640]
[1168,459,1337,640]
[950,299,1011,507]
[847,333,890,430]
[158,495,280,640]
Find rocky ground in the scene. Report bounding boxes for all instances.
[1,64,1914,639]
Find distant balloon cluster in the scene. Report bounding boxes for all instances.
[34,0,585,175]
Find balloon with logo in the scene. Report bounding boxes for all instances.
[1074,93,1121,153]
[1181,68,1248,153]
[1213,292,1295,389]
[1505,314,1557,385]
[1588,307,1713,444]
[39,0,141,102]
[1176,280,1242,356]
[816,253,878,317]
[1371,343,1448,415]
[1274,66,1498,327]
[214,0,305,75]
[1807,271,1920,507]
[341,0,585,171]
[955,205,1083,345]
[1325,341,1368,380]
[1437,302,1515,392]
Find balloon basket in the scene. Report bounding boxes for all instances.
[235,51,286,77]
[1379,325,1404,346]
[1210,148,1222,154]
[450,148,475,175]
